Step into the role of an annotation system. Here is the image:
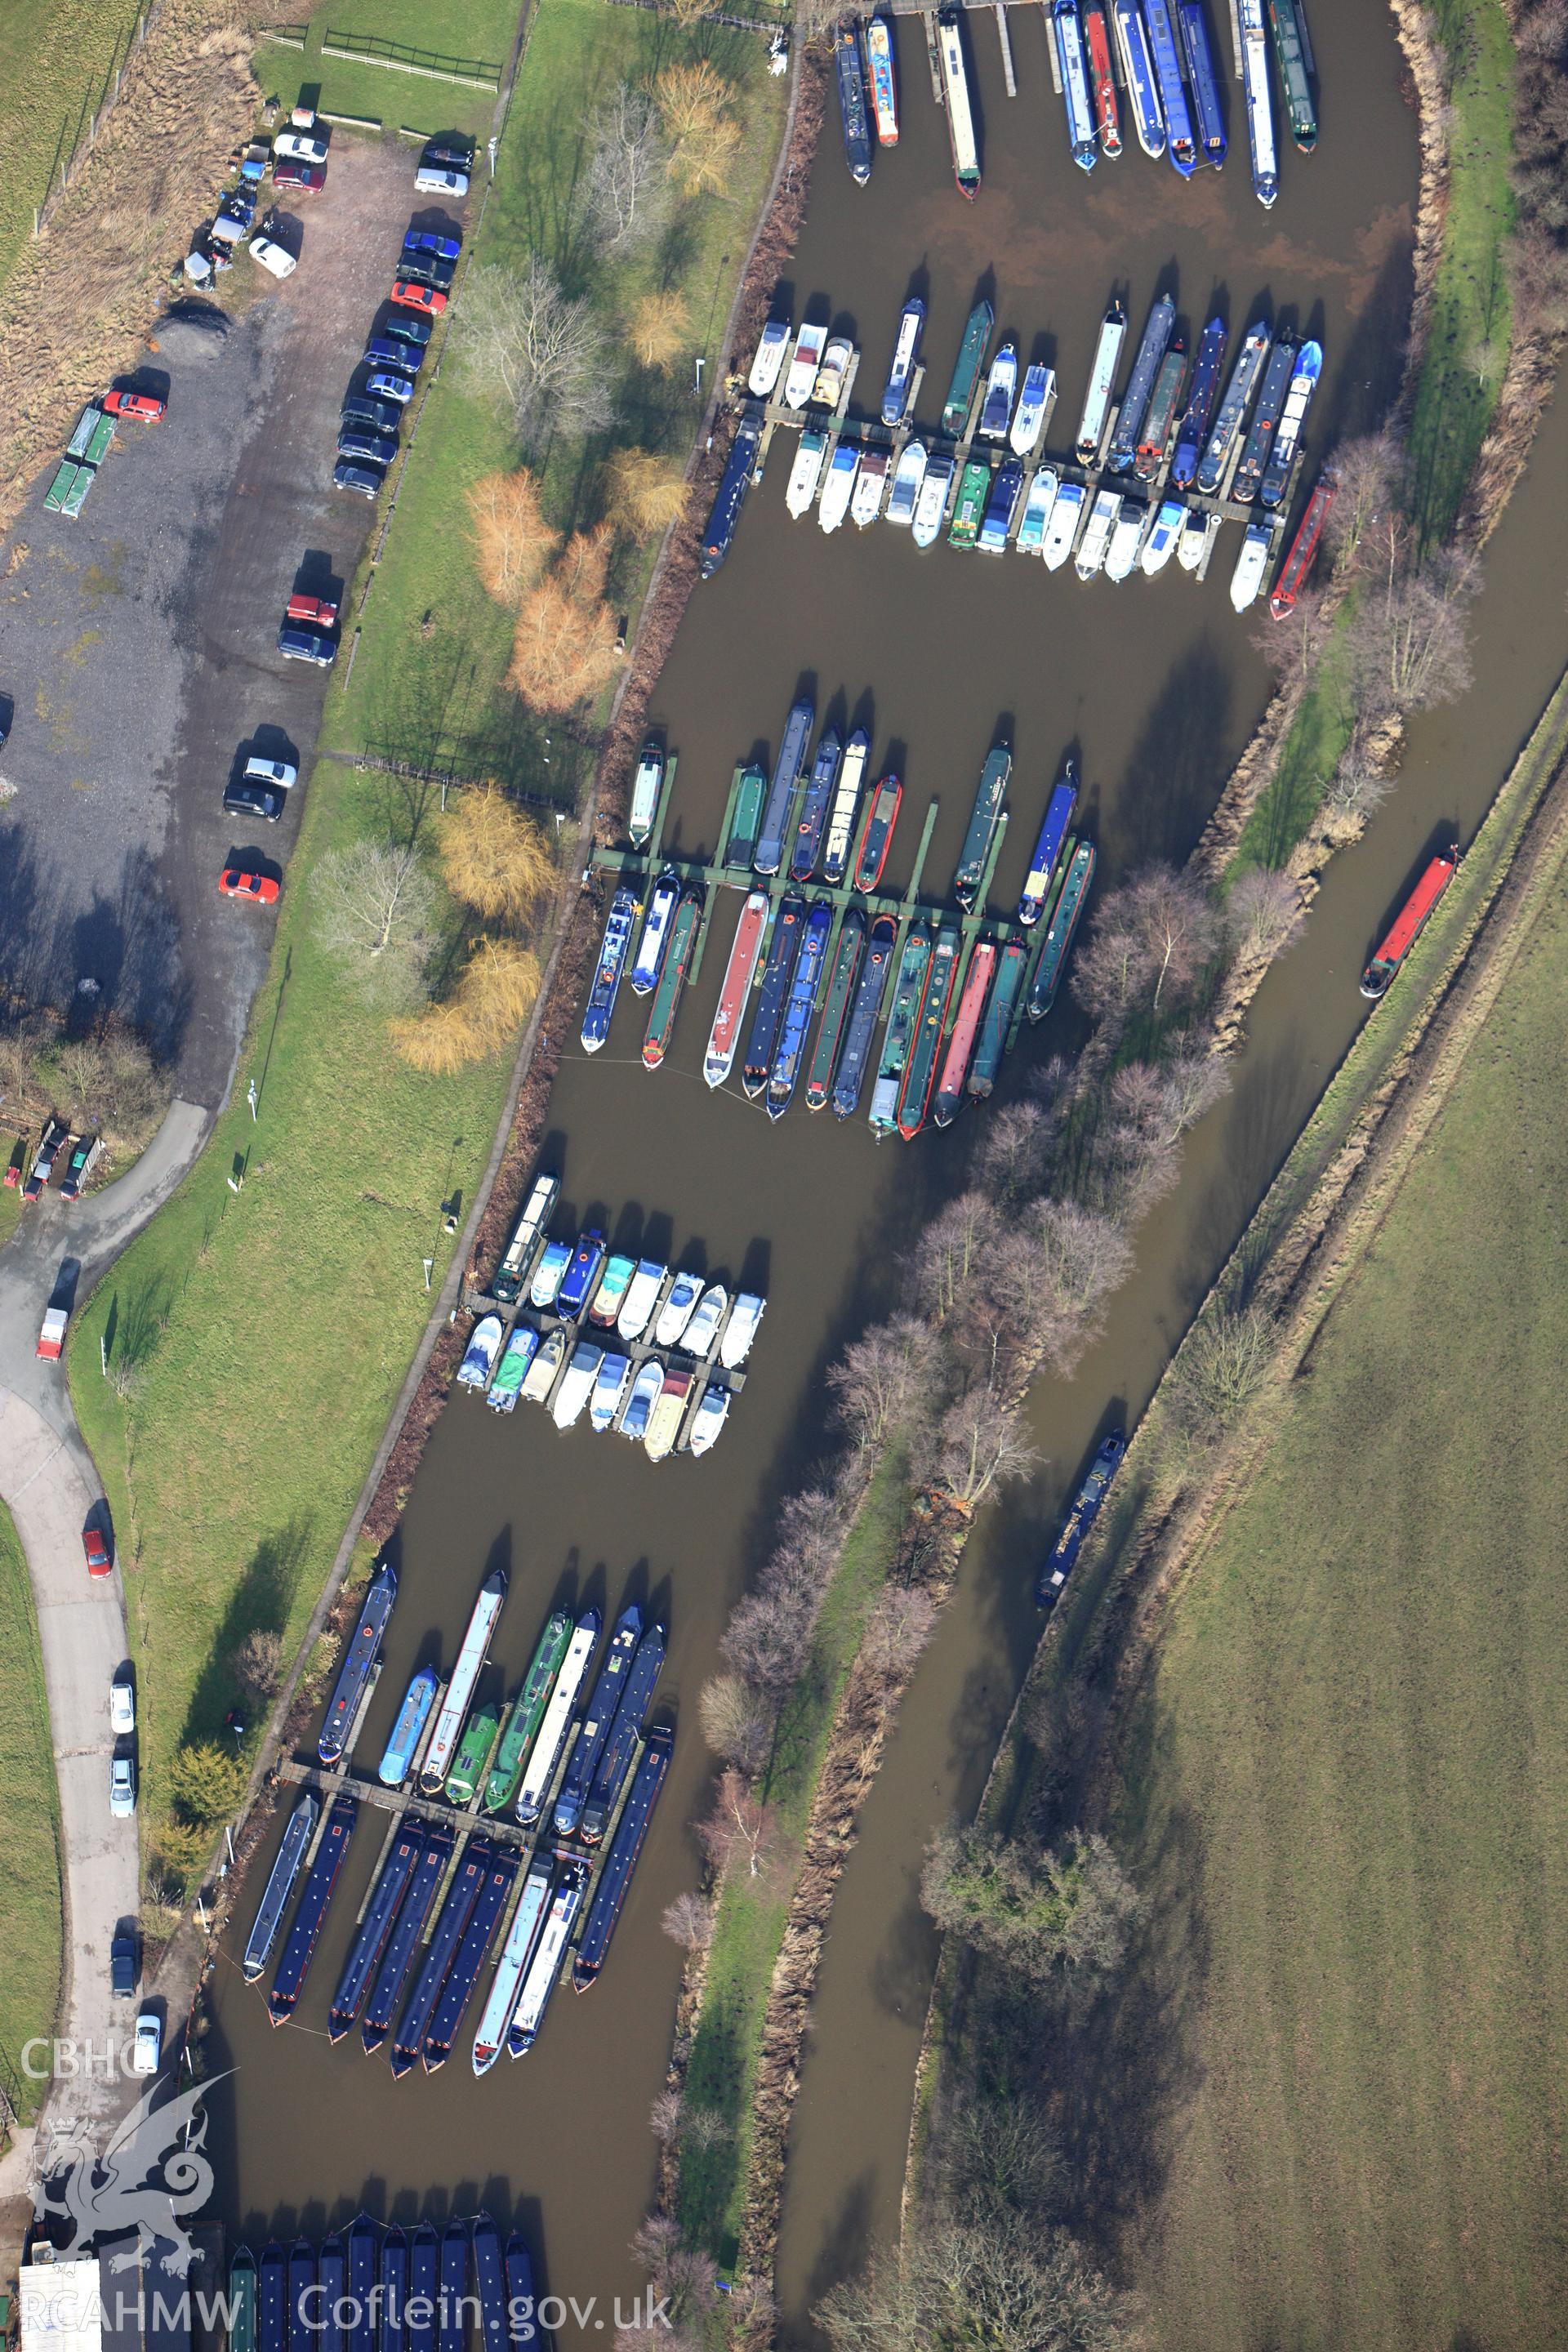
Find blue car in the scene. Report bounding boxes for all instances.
[365,334,423,373]
[557,1229,608,1318]
[366,368,416,405]
[403,228,461,261]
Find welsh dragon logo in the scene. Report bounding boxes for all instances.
[35,2074,230,2272]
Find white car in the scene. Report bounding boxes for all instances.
[109,1675,136,1735]
[249,237,297,281]
[109,1755,136,1818]
[274,128,328,163]
[414,166,468,197]
[130,2011,161,2076]
[245,755,297,790]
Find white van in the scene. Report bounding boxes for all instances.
[414,165,468,196]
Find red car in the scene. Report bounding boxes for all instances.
[220,868,280,906]
[272,159,326,194]
[103,390,165,422]
[390,279,448,317]
[286,590,338,628]
[84,1525,113,1579]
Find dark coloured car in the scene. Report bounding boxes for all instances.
[272,158,326,194]
[403,228,461,261]
[397,253,456,293]
[383,311,433,351]
[365,334,422,372]
[223,777,284,822]
[277,625,336,667]
[110,1931,139,1997]
[332,461,382,498]
[336,428,398,469]
[341,394,402,434]
[421,139,473,172]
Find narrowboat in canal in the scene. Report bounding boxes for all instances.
[1260,338,1321,506]
[1010,363,1054,457]
[510,1858,589,2053]
[1019,771,1078,925]
[516,1609,601,1825]
[390,1846,487,2074]
[472,1854,552,2074]
[1268,0,1317,148]
[1178,0,1228,163]
[582,1620,666,1842]
[230,2250,257,2352]
[287,2245,314,2352]
[941,299,993,434]
[933,940,996,1126]
[698,405,761,576]
[881,297,925,425]
[268,1793,356,2025]
[551,1340,602,1429]
[1170,313,1227,486]
[457,1313,502,1391]
[643,886,702,1068]
[866,14,899,142]
[1232,336,1297,501]
[484,1608,573,1812]
[886,438,928,527]
[705,889,769,1084]
[836,21,873,183]
[644,1369,693,1462]
[492,1169,559,1305]
[1027,840,1095,1019]
[590,1352,632,1431]
[1141,497,1187,572]
[573,1722,675,1989]
[784,323,827,409]
[852,447,890,527]
[362,1826,452,2053]
[318,1559,396,1766]
[747,316,790,399]
[630,871,679,996]
[408,2227,439,2352]
[1196,316,1271,494]
[786,428,828,519]
[833,914,898,1118]
[1036,1431,1126,1605]
[719,1290,766,1368]
[912,450,956,546]
[1083,3,1122,154]
[1015,466,1059,553]
[755,695,815,874]
[807,909,866,1108]
[853,773,902,889]
[259,2246,285,2352]
[742,895,805,1096]
[1075,486,1120,581]
[869,925,932,1137]
[329,1824,424,2038]
[558,1227,607,1316]
[445,1699,503,1806]
[955,746,1011,906]
[420,1567,508,1795]
[1052,0,1100,169]
[1042,479,1086,569]
[1239,0,1279,204]
[896,921,962,1139]
[1076,301,1126,461]
[979,341,1018,441]
[1143,0,1198,172]
[947,460,991,548]
[791,727,843,881]
[814,332,855,411]
[437,2226,469,2352]
[818,439,859,534]
[768,899,833,1117]
[519,1326,564,1405]
[1361,849,1458,998]
[978,458,1024,552]
[725,765,765,868]
[617,1259,666,1342]
[243,1792,319,1980]
[627,741,663,847]
[1134,341,1187,479]
[1108,292,1175,471]
[581,886,637,1051]
[1103,498,1145,581]
[504,2239,537,2352]
[423,1844,518,2071]
[381,2234,408,2352]
[1268,474,1334,615]
[1111,0,1166,157]
[936,7,982,196]
[471,2218,510,2352]
[823,728,870,883]
[967,937,1029,1098]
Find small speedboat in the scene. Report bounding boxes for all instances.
[589,1352,631,1432]
[1074,487,1120,581]
[885,438,927,527]
[817,440,859,532]
[617,1258,666,1343]
[587,1253,635,1326]
[1141,497,1186,574]
[487,1325,537,1413]
[718,1291,765,1369]
[457,1314,503,1391]
[911,452,955,547]
[851,448,889,527]
[688,1383,731,1456]
[1178,507,1210,572]
[1014,467,1058,555]
[1230,522,1272,612]
[682,1283,728,1360]
[629,872,679,996]
[1041,480,1085,570]
[1103,500,1145,581]
[1009,362,1054,456]
[747,316,790,399]
[655,1271,704,1350]
[618,1360,663,1441]
[551,1342,602,1430]
[520,1328,566,1406]
[529,1238,571,1311]
[978,341,1018,440]
[784,322,827,408]
[813,335,855,410]
[786,428,828,519]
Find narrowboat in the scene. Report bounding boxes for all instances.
[1076,302,1126,461]
[1143,0,1198,172]
[390,1844,486,2074]
[557,1227,607,1317]
[445,1701,502,1806]
[1196,316,1271,495]
[483,1608,573,1813]
[1027,840,1095,1019]
[515,1609,602,1827]
[784,323,828,409]
[1260,338,1321,506]
[1036,1431,1126,1604]
[1134,341,1187,479]
[1074,487,1120,581]
[1232,336,1297,501]
[1084,3,1122,154]
[978,458,1025,553]
[868,925,932,1137]
[941,299,993,434]
[755,695,815,875]
[243,1792,319,1979]
[318,1560,396,1766]
[267,1794,356,2025]
[627,741,663,846]
[966,937,1029,1098]
[422,1844,518,2070]
[470,2219,510,2352]
[472,1855,552,2074]
[912,451,956,546]
[1015,466,1059,554]
[866,15,899,142]
[230,2250,257,2352]
[1361,849,1458,997]
[590,1352,632,1432]
[818,439,859,533]
[1019,772,1078,926]
[1010,363,1054,457]
[954,746,1011,906]
[742,897,805,1096]
[555,1606,641,1838]
[791,727,843,881]
[719,1290,766,1368]
[1140,497,1187,573]
[1169,313,1227,486]
[746,316,790,399]
[936,7,982,196]
[932,940,996,1126]
[822,728,870,883]
[643,885,702,1068]
[806,909,866,1108]
[1268,0,1317,149]
[362,1827,452,2053]
[704,891,768,1085]
[768,900,834,1118]
[724,766,765,868]
[836,21,873,182]
[947,460,991,548]
[1178,0,1228,163]
[832,914,897,1120]
[978,341,1018,440]
[1107,292,1175,472]
[574,1722,675,1989]
[551,1343,604,1431]
[1239,0,1279,204]
[504,2239,537,2352]
[381,2234,408,2352]
[509,1859,589,2054]
[1111,0,1166,157]
[851,447,889,527]
[644,1369,693,1463]
[519,1327,564,1405]
[629,871,679,995]
[581,1620,666,1843]
[1268,474,1334,615]
[1042,480,1086,569]
[896,921,962,1138]
[616,1259,666,1343]
[259,2245,285,2352]
[420,1568,508,1795]
[881,297,925,426]
[581,886,638,1050]
[492,1173,558,1307]
[456,1314,502,1391]
[408,2229,439,2352]
[885,439,928,527]
[785,428,828,519]
[1052,0,1100,169]
[1103,499,1146,581]
[698,406,761,576]
[287,2246,314,2352]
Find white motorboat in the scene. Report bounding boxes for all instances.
[784,322,827,408]
[688,1383,731,1457]
[655,1271,704,1350]
[978,340,1018,440]
[786,428,828,519]
[1014,467,1058,554]
[617,1258,666,1343]
[813,334,855,410]
[911,452,955,548]
[1141,497,1186,573]
[817,440,859,532]
[718,1291,765,1369]
[1075,487,1120,580]
[618,1360,663,1440]
[747,316,790,399]
[1041,479,1085,570]
[850,448,889,528]
[1230,521,1272,611]
[551,1341,603,1429]
[681,1283,728,1359]
[1103,500,1145,581]
[457,1312,502,1391]
[885,438,927,527]
[1178,507,1210,571]
[520,1328,565,1406]
[1009,362,1054,457]
[589,1352,631,1432]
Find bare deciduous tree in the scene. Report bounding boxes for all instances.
[975,1097,1056,1205]
[909,1191,1006,1325]
[583,82,670,255]
[606,446,689,537]
[1323,728,1395,828]
[698,1766,780,1882]
[1169,1300,1273,1450]
[817,2214,1145,2352]
[312,840,439,1003]
[656,60,742,195]
[1359,546,1480,715]
[452,258,611,448]
[661,1891,715,1953]
[1251,581,1330,697]
[1071,865,1218,1029]
[935,1386,1039,1512]
[697,1671,773,1772]
[1031,1199,1135,1347]
[1323,429,1400,575]
[827,1314,945,1453]
[946,2093,1066,2228]
[1225,867,1307,965]
[393,938,541,1073]
[719,1493,842,1708]
[234,1628,283,1704]
[921,1824,1141,1987]
[859,1582,938,1686]
[466,469,553,606]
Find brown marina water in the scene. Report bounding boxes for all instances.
[196,2,1565,2336]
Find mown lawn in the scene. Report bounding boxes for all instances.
[0,0,143,301]
[70,763,513,1854]
[257,0,519,141]
[1102,872,1568,2350]
[0,1500,64,2121]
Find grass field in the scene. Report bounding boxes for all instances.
[0,0,143,301]
[1098,870,1568,2350]
[258,0,519,140]
[0,1501,65,2122]
[69,764,513,1856]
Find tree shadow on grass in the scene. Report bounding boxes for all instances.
[178,1512,315,1750]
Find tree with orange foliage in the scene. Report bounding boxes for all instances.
[466,470,553,607]
[656,60,742,196]
[509,523,622,713]
[628,287,688,370]
[393,938,542,1073]
[606,447,688,537]
[439,787,555,923]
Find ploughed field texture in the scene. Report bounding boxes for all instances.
[0,1501,64,2118]
[1108,888,1568,2349]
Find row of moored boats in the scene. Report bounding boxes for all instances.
[225,2216,537,2352]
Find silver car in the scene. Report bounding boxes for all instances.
[245,754,297,791]
[414,166,468,197]
[109,1754,136,1817]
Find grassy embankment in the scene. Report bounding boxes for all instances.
[0,1501,64,2126]
[1231,0,1515,875]
[0,0,144,301]
[675,1462,910,2269]
[258,0,516,141]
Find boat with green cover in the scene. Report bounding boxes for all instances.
[725,767,765,869]
[941,300,993,434]
[1027,840,1096,1021]
[896,921,962,1139]
[483,1607,573,1813]
[1267,0,1316,148]
[953,745,1011,907]
[445,1700,503,1806]
[947,461,990,548]
[966,937,1029,1098]
[230,2248,257,2352]
[805,910,866,1109]
[643,887,702,1069]
[869,926,932,1137]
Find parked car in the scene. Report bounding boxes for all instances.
[109,1755,136,1819]
[332,461,382,499]
[103,390,165,422]
[220,867,281,905]
[84,1523,113,1578]
[285,591,337,628]
[414,166,468,197]
[22,1117,68,1202]
[365,335,421,372]
[37,1305,68,1360]
[366,369,416,405]
[250,237,297,281]
[245,753,298,788]
[274,127,329,163]
[130,2011,161,2074]
[277,625,336,667]
[383,311,433,350]
[397,254,455,293]
[110,1674,136,1735]
[57,1134,102,1199]
[272,159,325,194]
[110,1930,138,1997]
[341,394,401,434]
[336,430,398,471]
[223,777,284,823]
[403,229,461,261]
[390,279,447,315]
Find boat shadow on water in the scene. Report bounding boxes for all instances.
[1114,641,1234,869]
